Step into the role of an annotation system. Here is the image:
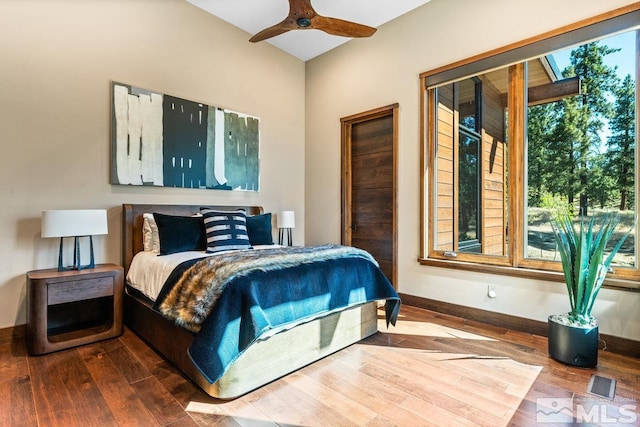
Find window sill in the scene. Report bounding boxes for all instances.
[417,258,640,292]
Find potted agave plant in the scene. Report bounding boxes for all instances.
[548,210,632,367]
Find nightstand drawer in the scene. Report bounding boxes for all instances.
[48,276,114,305]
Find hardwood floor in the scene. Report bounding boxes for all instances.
[1,305,638,426]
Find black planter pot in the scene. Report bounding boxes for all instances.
[548,315,598,368]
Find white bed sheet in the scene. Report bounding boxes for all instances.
[126,246,278,301]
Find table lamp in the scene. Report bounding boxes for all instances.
[277,210,295,246]
[41,209,108,271]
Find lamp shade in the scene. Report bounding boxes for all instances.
[41,209,108,238]
[277,210,295,229]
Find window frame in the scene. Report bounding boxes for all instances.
[419,4,640,290]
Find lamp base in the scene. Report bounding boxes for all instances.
[57,236,95,272]
[278,228,293,246]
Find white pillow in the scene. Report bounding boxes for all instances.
[142,213,160,253]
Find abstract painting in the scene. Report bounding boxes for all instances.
[111,82,260,191]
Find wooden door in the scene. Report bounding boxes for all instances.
[341,104,398,287]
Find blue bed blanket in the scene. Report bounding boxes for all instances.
[153,244,401,384]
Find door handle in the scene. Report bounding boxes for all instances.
[351,223,358,230]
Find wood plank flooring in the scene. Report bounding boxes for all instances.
[1,305,638,426]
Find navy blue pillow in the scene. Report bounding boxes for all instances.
[153,213,206,255]
[246,213,274,245]
[201,209,252,253]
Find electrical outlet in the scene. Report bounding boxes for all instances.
[487,285,497,298]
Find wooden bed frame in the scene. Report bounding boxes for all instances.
[122,203,378,399]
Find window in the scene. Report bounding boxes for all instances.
[421,6,640,287]
[432,72,507,257]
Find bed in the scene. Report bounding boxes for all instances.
[122,203,400,399]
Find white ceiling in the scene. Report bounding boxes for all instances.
[187,0,432,62]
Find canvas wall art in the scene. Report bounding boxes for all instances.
[111,82,260,191]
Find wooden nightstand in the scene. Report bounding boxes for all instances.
[26,263,124,355]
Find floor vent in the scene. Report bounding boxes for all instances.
[587,374,616,399]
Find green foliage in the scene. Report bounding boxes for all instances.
[527,104,558,206]
[588,153,619,209]
[550,211,632,325]
[607,74,636,210]
[540,193,573,221]
[527,38,635,212]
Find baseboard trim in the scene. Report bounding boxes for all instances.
[4,296,638,359]
[399,293,640,360]
[0,324,26,346]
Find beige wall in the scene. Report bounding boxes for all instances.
[0,0,305,328]
[305,0,640,340]
[2,0,638,342]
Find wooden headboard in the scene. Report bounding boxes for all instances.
[122,204,263,274]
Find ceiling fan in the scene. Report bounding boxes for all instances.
[249,0,377,43]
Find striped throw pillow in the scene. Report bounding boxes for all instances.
[201,208,252,253]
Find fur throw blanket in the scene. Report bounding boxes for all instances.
[158,244,377,332]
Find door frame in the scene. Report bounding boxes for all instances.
[340,103,399,288]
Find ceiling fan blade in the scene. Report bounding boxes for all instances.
[249,19,297,43]
[289,0,315,16]
[250,0,314,43]
[313,16,377,38]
